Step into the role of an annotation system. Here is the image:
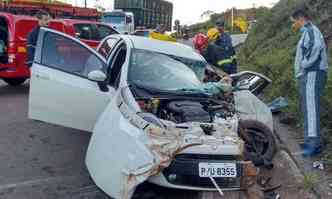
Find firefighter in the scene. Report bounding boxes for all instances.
[149,24,177,42]
[192,32,232,86]
[204,27,235,74]
[193,30,229,76]
[192,33,209,54]
[291,9,329,156]
[214,20,237,74]
[27,10,51,67]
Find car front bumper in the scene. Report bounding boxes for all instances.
[149,154,246,191]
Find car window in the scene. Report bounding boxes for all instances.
[97,38,119,59]
[108,43,127,87]
[74,24,99,40]
[41,32,106,77]
[97,24,118,40]
[134,31,150,37]
[15,20,38,40]
[48,21,66,32]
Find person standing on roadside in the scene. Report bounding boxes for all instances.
[27,10,51,67]
[291,9,329,157]
[214,20,237,74]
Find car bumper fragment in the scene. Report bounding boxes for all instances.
[162,154,243,189]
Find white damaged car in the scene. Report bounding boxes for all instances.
[29,28,276,199]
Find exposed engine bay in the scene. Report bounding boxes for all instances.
[134,92,236,125]
[129,84,276,168]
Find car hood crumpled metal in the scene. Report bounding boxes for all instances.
[114,88,244,199]
[234,90,273,132]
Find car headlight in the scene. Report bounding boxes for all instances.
[137,112,165,129]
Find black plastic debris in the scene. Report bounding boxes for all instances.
[268,97,288,113]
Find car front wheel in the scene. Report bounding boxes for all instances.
[238,120,277,169]
[2,78,27,86]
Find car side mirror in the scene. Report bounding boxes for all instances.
[235,79,250,90]
[88,70,107,82]
[231,71,272,95]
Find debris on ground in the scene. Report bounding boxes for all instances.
[268,97,288,113]
[279,113,297,125]
[328,183,332,189]
[313,161,324,170]
[256,176,281,199]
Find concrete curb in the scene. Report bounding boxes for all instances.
[278,150,304,184]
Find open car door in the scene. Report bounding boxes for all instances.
[29,28,114,132]
[230,71,271,96]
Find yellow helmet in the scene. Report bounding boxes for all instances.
[207,28,220,41]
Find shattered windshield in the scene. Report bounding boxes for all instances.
[128,49,207,92]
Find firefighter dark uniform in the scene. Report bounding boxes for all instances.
[27,26,40,67]
[214,32,237,74]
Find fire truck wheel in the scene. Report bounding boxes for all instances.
[3,78,27,86]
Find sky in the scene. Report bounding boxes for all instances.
[67,0,280,24]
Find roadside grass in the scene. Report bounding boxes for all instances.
[322,151,332,169]
[303,173,319,191]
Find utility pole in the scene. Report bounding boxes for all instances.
[84,0,87,8]
[231,7,234,32]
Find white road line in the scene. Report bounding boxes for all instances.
[0,176,87,191]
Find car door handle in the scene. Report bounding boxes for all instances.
[34,73,50,80]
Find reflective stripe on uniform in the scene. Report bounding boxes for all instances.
[217,59,233,66]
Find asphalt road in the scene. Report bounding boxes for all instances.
[0,80,109,199]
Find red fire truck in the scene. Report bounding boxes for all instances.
[0,0,101,20]
[0,0,112,86]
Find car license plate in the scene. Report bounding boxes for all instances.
[199,162,237,178]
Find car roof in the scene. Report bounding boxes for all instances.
[0,12,36,22]
[123,35,203,61]
[52,18,108,26]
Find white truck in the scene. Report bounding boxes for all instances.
[101,10,134,34]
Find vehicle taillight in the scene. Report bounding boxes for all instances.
[17,46,27,53]
[8,54,15,63]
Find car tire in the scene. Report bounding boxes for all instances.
[132,183,162,199]
[238,120,277,169]
[2,78,27,86]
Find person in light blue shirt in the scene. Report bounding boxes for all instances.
[291,9,329,157]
